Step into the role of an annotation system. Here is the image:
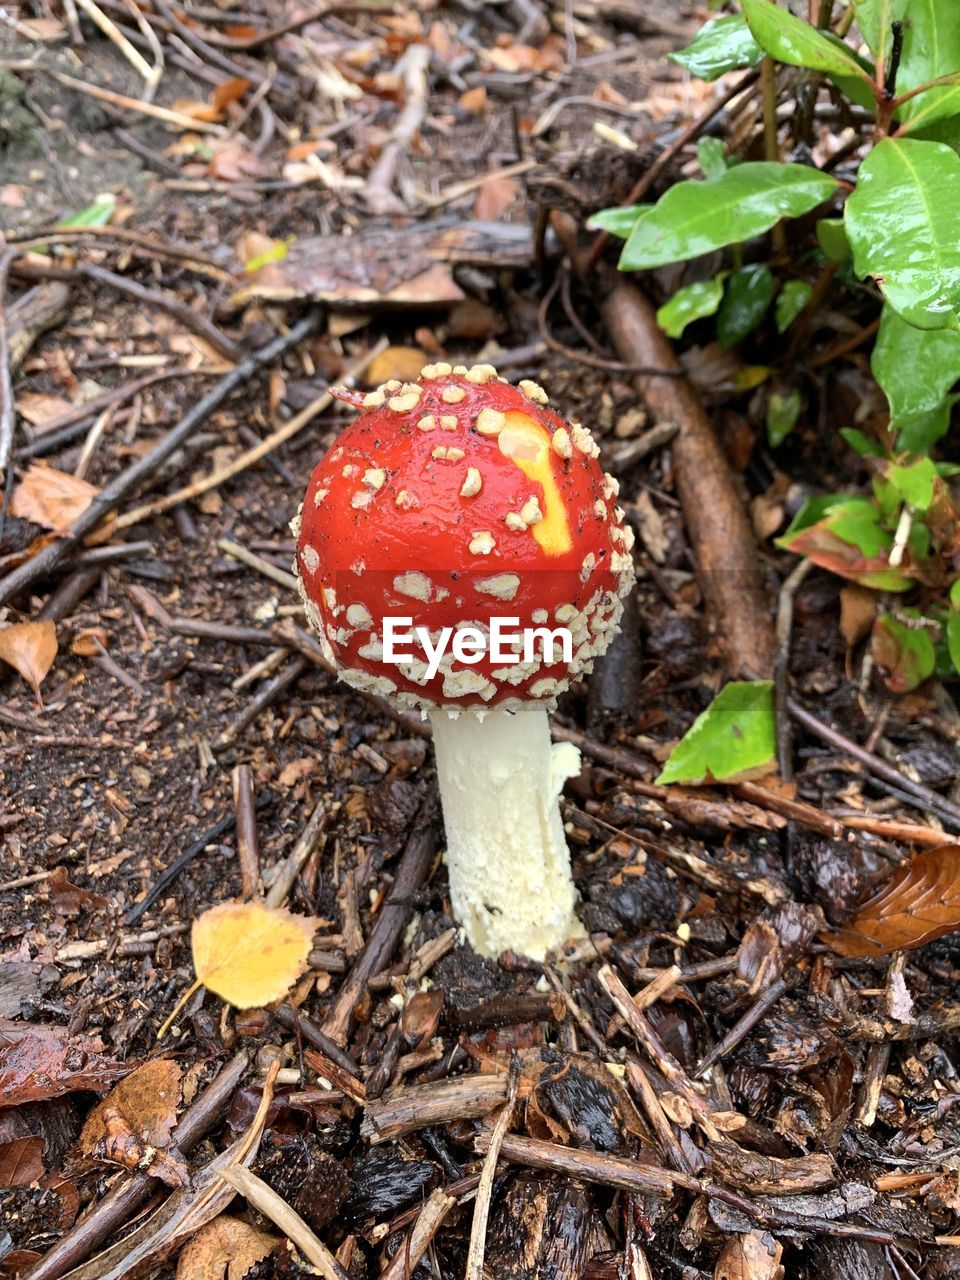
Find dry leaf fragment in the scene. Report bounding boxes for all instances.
[473,173,520,221]
[10,463,99,533]
[0,1137,45,1188]
[364,345,429,387]
[825,844,960,957]
[176,1215,276,1280]
[15,391,74,428]
[80,1058,182,1157]
[0,620,57,695]
[714,1230,784,1280]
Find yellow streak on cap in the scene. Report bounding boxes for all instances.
[496,412,572,557]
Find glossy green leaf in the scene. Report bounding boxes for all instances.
[816,216,850,262]
[742,0,873,81]
[618,164,839,270]
[775,279,812,332]
[587,206,649,239]
[840,427,885,458]
[668,14,764,80]
[656,275,726,339]
[717,263,774,348]
[857,0,960,130]
[56,193,115,229]
[697,136,729,180]
[777,495,914,590]
[881,456,939,511]
[766,387,803,446]
[657,681,776,785]
[845,138,960,330]
[871,612,936,692]
[871,305,960,446]
[947,610,960,676]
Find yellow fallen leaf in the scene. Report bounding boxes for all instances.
[0,620,57,694]
[176,1214,276,1280]
[363,345,429,388]
[159,900,316,1038]
[192,901,316,1008]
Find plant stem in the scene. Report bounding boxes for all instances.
[760,58,786,254]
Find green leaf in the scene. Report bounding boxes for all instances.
[618,163,839,270]
[951,579,960,611]
[881,456,939,511]
[871,611,936,692]
[840,427,885,458]
[857,0,960,130]
[766,387,803,446]
[657,681,776,785]
[742,0,873,82]
[846,138,960,330]
[947,610,960,676]
[717,263,774,348]
[777,495,914,590]
[775,279,812,332]
[816,216,850,262]
[871,305,960,444]
[656,275,726,339]
[588,205,649,239]
[697,136,729,180]
[668,14,764,81]
[56,193,116,229]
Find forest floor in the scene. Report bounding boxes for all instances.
[3,2,960,1279]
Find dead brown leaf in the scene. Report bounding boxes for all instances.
[47,866,108,915]
[0,1024,126,1107]
[205,142,273,183]
[473,173,520,221]
[839,584,879,648]
[81,1058,182,1155]
[70,627,110,657]
[0,1137,44,1188]
[10,463,99,533]
[212,77,250,114]
[15,391,74,428]
[714,1230,784,1280]
[364,345,428,387]
[825,844,960,957]
[176,1215,276,1280]
[0,620,57,695]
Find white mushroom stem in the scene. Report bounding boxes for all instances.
[428,704,583,961]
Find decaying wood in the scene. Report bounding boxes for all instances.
[8,282,72,372]
[362,1076,509,1143]
[380,1188,456,1280]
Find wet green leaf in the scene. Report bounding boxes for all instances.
[56,194,115,229]
[947,610,960,676]
[657,681,776,785]
[717,263,774,348]
[778,495,914,590]
[880,456,939,511]
[816,217,850,262]
[845,138,960,330]
[767,387,803,446]
[668,14,764,81]
[618,164,839,270]
[840,427,885,458]
[697,136,729,180]
[857,0,960,131]
[871,611,936,692]
[871,305,960,449]
[587,206,649,239]
[656,275,726,339]
[742,0,873,81]
[775,279,812,332]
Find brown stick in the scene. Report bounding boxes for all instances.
[379,1189,455,1280]
[322,803,437,1044]
[362,1076,509,1144]
[479,1131,687,1198]
[8,281,72,372]
[232,765,260,898]
[554,215,776,681]
[0,251,14,482]
[24,1052,249,1280]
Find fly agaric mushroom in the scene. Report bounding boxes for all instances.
[293,363,635,960]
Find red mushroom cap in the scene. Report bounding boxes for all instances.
[294,364,635,713]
